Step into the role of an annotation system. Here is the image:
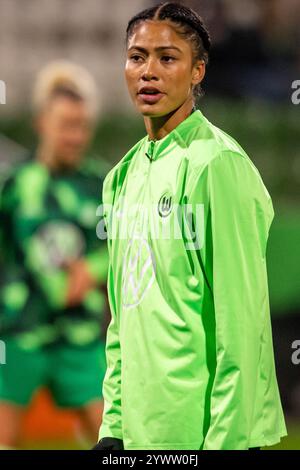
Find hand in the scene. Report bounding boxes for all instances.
[92,437,124,450]
[65,259,96,307]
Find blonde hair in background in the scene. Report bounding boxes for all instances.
[32,60,99,120]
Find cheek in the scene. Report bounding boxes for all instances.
[43,125,60,144]
[166,66,192,94]
[125,64,136,86]
[53,127,72,147]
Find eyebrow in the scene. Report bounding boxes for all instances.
[128,46,182,53]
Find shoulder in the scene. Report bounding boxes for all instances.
[180,111,269,194]
[15,158,48,183]
[1,159,49,210]
[1,158,32,193]
[176,110,248,171]
[207,150,270,202]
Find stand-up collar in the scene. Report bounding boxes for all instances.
[143,110,205,162]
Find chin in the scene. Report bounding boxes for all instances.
[137,101,183,119]
[60,156,80,168]
[138,105,171,118]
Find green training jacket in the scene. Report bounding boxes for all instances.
[98,109,287,450]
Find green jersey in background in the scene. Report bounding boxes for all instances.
[99,110,287,450]
[0,156,109,349]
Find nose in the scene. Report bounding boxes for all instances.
[141,57,159,82]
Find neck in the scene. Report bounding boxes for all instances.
[36,144,73,173]
[143,98,195,141]
[36,143,57,171]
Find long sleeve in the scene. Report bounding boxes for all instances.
[85,245,109,285]
[98,175,123,440]
[196,151,274,449]
[98,260,123,439]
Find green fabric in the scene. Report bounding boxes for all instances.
[2,282,29,311]
[0,157,108,346]
[86,247,109,284]
[0,338,106,406]
[99,110,287,450]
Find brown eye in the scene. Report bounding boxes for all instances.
[130,55,143,62]
[161,56,176,63]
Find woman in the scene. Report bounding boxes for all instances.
[96,3,287,450]
[0,61,108,448]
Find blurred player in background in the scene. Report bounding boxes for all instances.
[0,61,108,448]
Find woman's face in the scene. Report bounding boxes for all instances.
[125,20,205,117]
[37,96,92,169]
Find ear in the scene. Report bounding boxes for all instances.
[191,60,206,87]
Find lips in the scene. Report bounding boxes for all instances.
[138,87,165,104]
[139,86,162,95]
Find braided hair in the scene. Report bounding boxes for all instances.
[126,2,211,99]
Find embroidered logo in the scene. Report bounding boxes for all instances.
[158,193,173,218]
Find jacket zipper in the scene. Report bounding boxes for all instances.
[142,140,155,239]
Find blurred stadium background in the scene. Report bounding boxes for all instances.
[0,0,299,449]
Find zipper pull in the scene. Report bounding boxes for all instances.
[146,140,155,162]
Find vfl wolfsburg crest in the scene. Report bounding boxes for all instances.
[158,192,173,218]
